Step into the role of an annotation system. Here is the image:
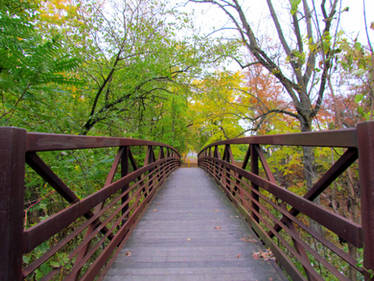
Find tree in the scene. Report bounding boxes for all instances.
[60,0,203,136]
[190,0,342,188]
[337,37,374,121]
[188,71,247,150]
[0,0,79,122]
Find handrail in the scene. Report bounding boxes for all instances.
[0,127,180,281]
[26,132,180,155]
[198,121,374,281]
[198,127,357,157]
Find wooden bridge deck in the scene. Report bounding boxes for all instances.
[103,168,287,281]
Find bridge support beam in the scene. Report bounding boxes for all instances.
[0,128,26,281]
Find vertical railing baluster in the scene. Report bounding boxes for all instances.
[357,122,374,280]
[0,128,26,281]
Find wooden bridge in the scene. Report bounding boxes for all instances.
[1,122,374,281]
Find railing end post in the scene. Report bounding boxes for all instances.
[0,127,26,281]
[357,122,374,273]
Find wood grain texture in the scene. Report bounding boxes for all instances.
[103,168,287,281]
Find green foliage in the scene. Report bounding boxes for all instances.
[0,2,80,123]
[290,0,301,15]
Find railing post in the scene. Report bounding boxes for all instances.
[121,146,129,221]
[145,145,155,194]
[213,145,219,179]
[157,146,164,182]
[224,144,233,194]
[250,144,260,223]
[357,121,374,279]
[0,127,26,281]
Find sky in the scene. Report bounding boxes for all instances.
[182,0,374,46]
[171,0,374,76]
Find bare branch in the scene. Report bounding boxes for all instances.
[266,0,291,56]
[363,0,374,53]
[229,57,261,69]
[292,13,303,53]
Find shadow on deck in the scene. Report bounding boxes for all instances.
[104,168,287,281]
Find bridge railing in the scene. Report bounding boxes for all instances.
[198,121,374,281]
[0,127,180,281]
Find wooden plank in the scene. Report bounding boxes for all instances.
[103,168,287,281]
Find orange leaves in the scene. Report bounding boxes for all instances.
[252,249,275,261]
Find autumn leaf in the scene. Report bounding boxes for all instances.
[214,226,222,230]
[252,252,260,260]
[240,236,257,243]
[252,249,275,261]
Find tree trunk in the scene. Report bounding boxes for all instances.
[300,118,315,190]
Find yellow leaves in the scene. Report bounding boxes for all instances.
[188,71,247,141]
[37,0,80,26]
[271,67,281,75]
[191,79,201,87]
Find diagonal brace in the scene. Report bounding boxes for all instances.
[269,147,358,237]
[25,152,113,240]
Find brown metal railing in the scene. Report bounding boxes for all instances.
[0,127,180,281]
[198,121,374,281]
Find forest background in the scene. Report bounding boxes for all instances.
[1,0,373,151]
[1,0,374,279]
